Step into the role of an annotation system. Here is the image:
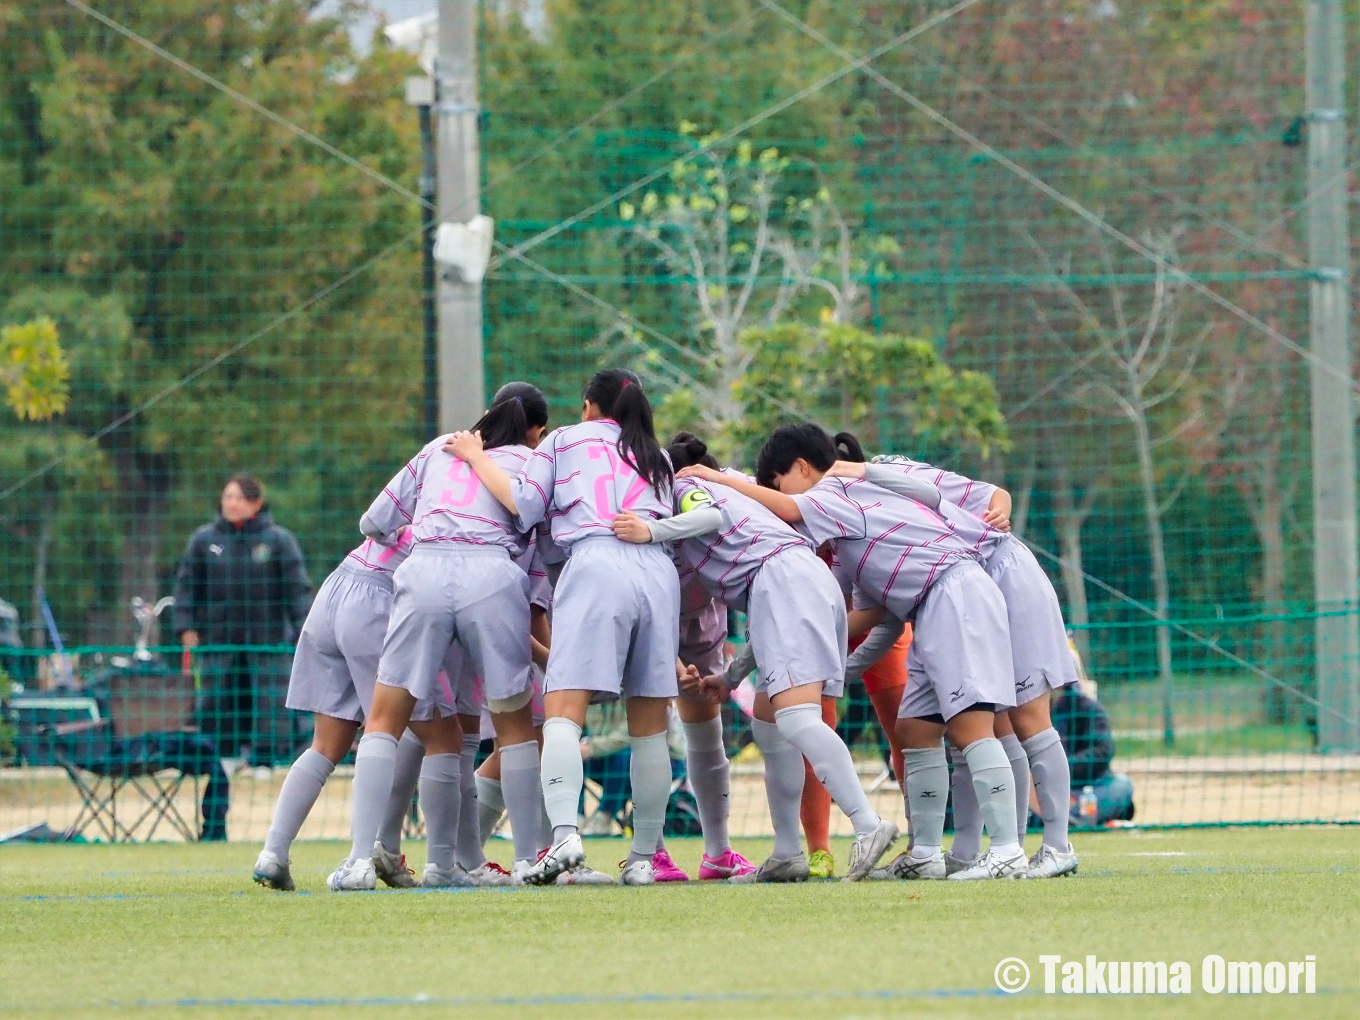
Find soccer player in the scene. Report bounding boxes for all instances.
[447,369,682,886]
[252,531,432,891]
[620,434,899,883]
[859,455,1078,878]
[683,424,1026,880]
[326,389,544,891]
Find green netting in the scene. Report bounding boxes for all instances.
[2,0,1359,844]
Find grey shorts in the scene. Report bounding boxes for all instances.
[986,538,1078,706]
[900,560,1016,722]
[286,566,391,722]
[436,642,484,719]
[678,600,727,681]
[377,546,534,716]
[479,666,546,741]
[747,546,847,699]
[544,538,680,702]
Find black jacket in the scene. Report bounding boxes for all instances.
[1051,686,1116,785]
[172,510,311,645]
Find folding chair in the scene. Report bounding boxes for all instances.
[13,669,203,842]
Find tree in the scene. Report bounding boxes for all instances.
[1,317,69,421]
[731,320,1008,463]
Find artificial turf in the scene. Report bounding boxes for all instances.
[1,827,1356,1019]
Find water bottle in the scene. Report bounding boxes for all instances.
[1078,785,1098,826]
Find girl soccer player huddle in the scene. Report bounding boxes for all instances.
[253,368,1079,890]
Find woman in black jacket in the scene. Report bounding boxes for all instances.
[173,475,312,765]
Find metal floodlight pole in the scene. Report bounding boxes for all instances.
[1305,0,1360,751]
[405,76,439,442]
[436,0,485,433]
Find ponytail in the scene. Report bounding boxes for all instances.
[471,381,549,449]
[667,430,720,471]
[583,368,673,496]
[833,431,866,463]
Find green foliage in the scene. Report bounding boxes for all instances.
[1,317,69,420]
[731,321,1009,464]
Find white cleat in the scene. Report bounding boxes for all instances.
[1024,843,1078,879]
[868,850,945,881]
[420,863,476,888]
[556,864,616,886]
[844,818,899,882]
[618,859,656,886]
[520,833,586,886]
[947,847,1028,881]
[944,852,979,877]
[252,850,295,891]
[462,862,514,887]
[371,843,417,888]
[326,857,377,891]
[727,851,810,884]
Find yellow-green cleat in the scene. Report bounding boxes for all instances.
[807,849,835,879]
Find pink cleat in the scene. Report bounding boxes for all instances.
[650,848,690,882]
[697,848,757,881]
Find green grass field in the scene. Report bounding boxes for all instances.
[2,828,1357,1019]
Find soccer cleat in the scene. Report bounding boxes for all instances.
[326,857,376,891]
[868,850,945,881]
[463,861,514,887]
[252,850,295,892]
[618,859,657,886]
[555,863,616,886]
[947,847,1028,881]
[944,852,979,877]
[698,848,756,880]
[651,848,689,882]
[1024,843,1078,879]
[520,832,586,886]
[844,818,899,882]
[371,843,417,889]
[807,849,835,879]
[420,863,476,888]
[727,851,810,884]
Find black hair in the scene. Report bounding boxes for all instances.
[224,473,264,502]
[754,423,838,488]
[583,368,673,495]
[667,430,719,471]
[833,431,867,463]
[472,381,548,450]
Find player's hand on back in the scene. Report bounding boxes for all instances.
[675,464,723,483]
[611,510,653,543]
[444,430,484,460]
[824,461,867,479]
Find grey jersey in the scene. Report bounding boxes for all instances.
[791,476,987,620]
[672,475,811,613]
[362,438,533,556]
[510,419,672,546]
[871,456,997,517]
[343,534,413,579]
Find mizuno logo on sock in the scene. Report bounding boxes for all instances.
[991,784,1007,795]
[919,791,937,798]
[547,777,562,785]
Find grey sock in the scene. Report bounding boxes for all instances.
[683,717,731,859]
[376,729,424,854]
[628,732,670,864]
[475,774,504,849]
[419,753,462,871]
[540,717,583,844]
[962,737,1020,855]
[905,745,948,857]
[1023,727,1072,850]
[455,735,484,870]
[751,718,805,859]
[1000,732,1031,846]
[264,748,334,859]
[948,745,981,861]
[501,739,546,862]
[775,703,879,835]
[347,732,399,864]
